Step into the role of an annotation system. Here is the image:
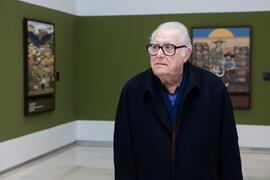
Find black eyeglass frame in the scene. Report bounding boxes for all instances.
[146,43,187,56]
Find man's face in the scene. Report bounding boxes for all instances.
[216,41,221,48]
[150,27,189,78]
[225,55,232,61]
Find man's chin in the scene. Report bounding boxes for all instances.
[152,68,168,77]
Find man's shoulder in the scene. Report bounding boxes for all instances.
[190,63,225,90]
[123,68,152,92]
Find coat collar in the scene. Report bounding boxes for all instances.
[144,61,200,134]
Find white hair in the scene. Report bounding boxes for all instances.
[150,22,192,57]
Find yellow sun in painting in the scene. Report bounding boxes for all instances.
[208,28,234,38]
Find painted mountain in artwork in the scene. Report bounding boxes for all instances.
[27,23,53,46]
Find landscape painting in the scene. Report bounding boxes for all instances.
[191,26,251,94]
[24,18,56,115]
[24,19,55,97]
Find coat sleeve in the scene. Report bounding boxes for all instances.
[219,87,243,180]
[114,86,138,180]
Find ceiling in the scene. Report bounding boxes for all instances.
[19,0,270,16]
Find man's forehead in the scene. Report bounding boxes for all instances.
[153,27,181,43]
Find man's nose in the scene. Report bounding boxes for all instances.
[157,48,165,57]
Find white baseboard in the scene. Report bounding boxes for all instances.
[76,120,270,149]
[76,120,114,141]
[0,120,269,173]
[237,124,270,148]
[0,121,76,173]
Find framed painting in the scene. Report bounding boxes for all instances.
[23,18,55,115]
[191,26,251,108]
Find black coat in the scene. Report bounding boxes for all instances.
[114,61,243,180]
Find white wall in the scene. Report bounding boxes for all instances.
[1,120,270,173]
[0,121,76,172]
[19,0,270,16]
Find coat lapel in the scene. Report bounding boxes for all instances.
[175,62,200,129]
[146,72,172,134]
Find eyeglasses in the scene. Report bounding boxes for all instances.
[147,43,187,56]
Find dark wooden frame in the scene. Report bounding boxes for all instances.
[23,18,56,115]
[191,26,251,109]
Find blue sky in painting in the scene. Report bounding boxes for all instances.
[192,27,250,38]
[28,20,54,31]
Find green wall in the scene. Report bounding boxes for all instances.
[0,0,76,142]
[75,12,270,125]
[1,1,269,143]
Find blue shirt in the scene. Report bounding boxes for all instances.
[160,63,188,126]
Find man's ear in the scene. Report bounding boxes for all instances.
[184,48,191,62]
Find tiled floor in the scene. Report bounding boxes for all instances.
[241,149,270,180]
[0,143,270,180]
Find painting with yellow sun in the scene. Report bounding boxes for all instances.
[192,26,251,96]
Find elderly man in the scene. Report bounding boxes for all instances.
[114,22,243,180]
